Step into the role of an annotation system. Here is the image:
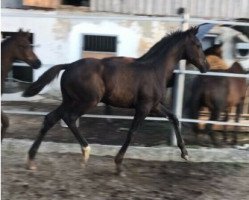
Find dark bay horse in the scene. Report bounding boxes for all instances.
[23,26,209,175]
[1,29,42,140]
[190,62,248,145]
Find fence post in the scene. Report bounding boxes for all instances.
[170,9,189,146]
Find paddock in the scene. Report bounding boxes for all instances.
[2,3,249,200]
[2,104,249,200]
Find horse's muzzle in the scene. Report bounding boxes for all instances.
[200,67,208,73]
[32,59,42,69]
[200,61,210,73]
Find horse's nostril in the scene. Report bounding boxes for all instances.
[33,59,42,69]
[37,60,42,66]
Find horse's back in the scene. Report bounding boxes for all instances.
[60,57,138,106]
[61,58,105,103]
[101,57,141,107]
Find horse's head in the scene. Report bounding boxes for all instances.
[14,29,41,69]
[183,27,210,73]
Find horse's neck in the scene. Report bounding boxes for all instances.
[155,44,185,83]
[1,43,15,80]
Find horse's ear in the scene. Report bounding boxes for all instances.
[25,30,31,37]
[192,26,199,35]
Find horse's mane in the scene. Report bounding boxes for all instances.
[1,36,16,51]
[1,32,29,47]
[1,36,13,46]
[136,27,198,63]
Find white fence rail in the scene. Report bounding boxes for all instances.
[3,110,249,128]
[2,10,249,145]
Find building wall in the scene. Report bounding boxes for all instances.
[91,0,249,19]
[2,9,248,97]
[1,9,181,96]
[2,0,249,19]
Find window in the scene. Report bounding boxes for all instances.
[82,35,117,59]
[62,0,89,7]
[235,43,249,59]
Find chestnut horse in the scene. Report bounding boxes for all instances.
[190,62,248,145]
[23,26,209,175]
[1,29,41,140]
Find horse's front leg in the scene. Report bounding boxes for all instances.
[222,109,229,144]
[115,104,151,176]
[1,111,9,141]
[232,101,244,145]
[151,103,188,160]
[206,108,221,146]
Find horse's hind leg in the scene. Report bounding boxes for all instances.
[222,109,229,144]
[62,108,90,167]
[27,105,64,170]
[62,101,100,166]
[104,104,113,123]
[232,101,244,145]
[1,111,9,141]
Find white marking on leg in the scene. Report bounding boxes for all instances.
[27,155,37,170]
[82,146,91,163]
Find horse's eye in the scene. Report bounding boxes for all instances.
[196,43,201,48]
[19,45,30,49]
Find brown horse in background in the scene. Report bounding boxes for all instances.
[204,43,230,70]
[190,62,248,145]
[1,29,41,140]
[23,26,209,175]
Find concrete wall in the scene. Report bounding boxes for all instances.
[1,9,249,98]
[1,9,181,96]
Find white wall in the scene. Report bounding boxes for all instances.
[1,10,145,96]
[2,9,248,99]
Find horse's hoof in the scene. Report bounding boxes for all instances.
[115,171,126,177]
[27,159,37,170]
[181,154,189,161]
[115,163,126,177]
[81,162,88,168]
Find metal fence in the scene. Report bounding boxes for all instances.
[2,11,249,145]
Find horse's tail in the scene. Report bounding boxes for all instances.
[23,64,68,97]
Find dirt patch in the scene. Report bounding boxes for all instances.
[2,151,249,200]
[2,101,249,200]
